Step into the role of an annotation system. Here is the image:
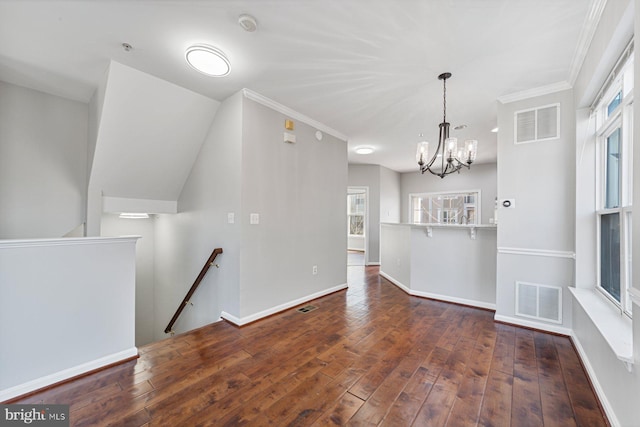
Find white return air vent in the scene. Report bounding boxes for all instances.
[515,281,562,324]
[514,103,559,144]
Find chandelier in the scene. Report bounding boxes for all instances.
[416,72,478,178]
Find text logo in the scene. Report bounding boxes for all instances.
[0,405,68,427]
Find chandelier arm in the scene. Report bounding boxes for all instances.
[421,133,444,171]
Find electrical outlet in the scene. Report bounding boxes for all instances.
[312,265,318,275]
[250,213,259,224]
[227,212,235,224]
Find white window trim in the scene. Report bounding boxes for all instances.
[594,54,633,318]
[408,189,481,225]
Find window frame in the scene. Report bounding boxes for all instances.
[594,53,634,317]
[408,189,481,225]
[347,192,366,237]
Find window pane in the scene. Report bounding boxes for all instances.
[349,215,364,235]
[600,213,621,302]
[411,192,478,224]
[607,91,622,116]
[605,129,621,208]
[348,193,365,215]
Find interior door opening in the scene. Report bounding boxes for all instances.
[347,187,368,266]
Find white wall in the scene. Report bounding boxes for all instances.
[380,166,401,223]
[400,163,497,224]
[0,81,88,239]
[496,89,575,332]
[570,1,640,425]
[101,214,155,346]
[347,164,400,264]
[380,224,497,309]
[90,62,219,202]
[380,224,411,286]
[348,235,365,251]
[153,89,348,331]
[575,107,597,289]
[348,165,381,263]
[239,97,347,318]
[154,91,243,338]
[411,227,496,308]
[0,237,138,401]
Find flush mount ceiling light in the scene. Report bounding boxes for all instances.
[355,147,374,155]
[185,44,230,77]
[416,72,478,178]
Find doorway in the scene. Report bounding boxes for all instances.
[347,187,368,266]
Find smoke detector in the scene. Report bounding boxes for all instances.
[238,14,258,32]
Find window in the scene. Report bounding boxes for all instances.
[595,50,633,316]
[347,193,365,236]
[410,190,480,225]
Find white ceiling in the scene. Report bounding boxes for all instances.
[0,0,600,172]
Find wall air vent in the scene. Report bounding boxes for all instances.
[514,103,559,144]
[515,281,562,324]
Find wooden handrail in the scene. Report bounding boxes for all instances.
[164,248,223,334]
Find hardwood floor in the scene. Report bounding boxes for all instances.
[14,266,608,426]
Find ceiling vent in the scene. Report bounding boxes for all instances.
[514,103,559,144]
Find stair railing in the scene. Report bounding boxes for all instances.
[164,248,223,334]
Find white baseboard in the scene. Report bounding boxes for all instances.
[570,334,621,427]
[493,314,572,336]
[379,270,496,311]
[379,271,411,292]
[221,283,348,326]
[0,347,138,402]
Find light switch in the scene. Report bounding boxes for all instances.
[227,213,235,224]
[250,213,259,224]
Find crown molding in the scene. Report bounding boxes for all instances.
[497,81,572,104]
[498,0,607,105]
[242,88,348,142]
[568,0,608,86]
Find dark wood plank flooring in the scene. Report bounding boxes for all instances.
[13,266,608,426]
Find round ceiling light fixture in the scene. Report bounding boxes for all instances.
[355,146,374,155]
[185,44,230,76]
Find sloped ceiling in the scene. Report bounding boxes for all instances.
[90,61,220,203]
